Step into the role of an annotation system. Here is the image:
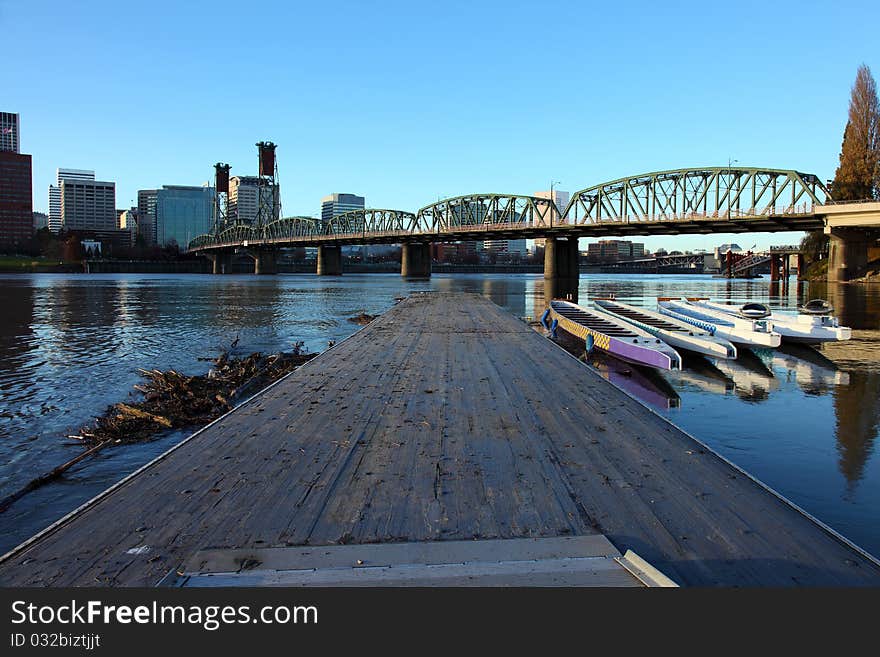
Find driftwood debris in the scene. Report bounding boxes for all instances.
[0,344,317,513]
[348,312,377,325]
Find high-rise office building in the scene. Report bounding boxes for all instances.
[229,175,279,225]
[49,169,95,232]
[532,189,570,249]
[320,193,365,226]
[0,112,32,244]
[137,189,158,245]
[33,211,49,230]
[483,238,528,261]
[60,177,116,232]
[0,112,20,153]
[119,208,140,243]
[155,185,214,248]
[586,240,645,262]
[321,193,366,257]
[0,151,33,244]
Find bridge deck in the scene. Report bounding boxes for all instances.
[1,292,878,586]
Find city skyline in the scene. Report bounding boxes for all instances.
[4,0,877,251]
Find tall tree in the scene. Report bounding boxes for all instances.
[831,64,880,201]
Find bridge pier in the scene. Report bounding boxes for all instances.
[827,228,877,282]
[544,237,579,302]
[401,243,431,279]
[770,254,780,281]
[253,249,278,275]
[207,252,232,275]
[317,245,342,276]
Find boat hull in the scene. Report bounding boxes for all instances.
[654,329,736,359]
[658,302,782,348]
[770,315,851,344]
[549,303,681,370]
[592,300,737,359]
[690,299,850,344]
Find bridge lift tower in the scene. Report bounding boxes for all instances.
[213,162,231,233]
[255,141,280,230]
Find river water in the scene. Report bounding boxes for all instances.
[1,272,878,559]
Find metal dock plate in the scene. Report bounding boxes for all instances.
[160,536,676,587]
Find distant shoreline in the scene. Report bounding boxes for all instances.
[0,258,714,275]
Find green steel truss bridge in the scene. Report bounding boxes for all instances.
[187,167,831,252]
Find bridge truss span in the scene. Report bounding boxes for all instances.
[186,166,834,252]
[562,168,831,227]
[264,216,321,241]
[325,208,419,239]
[416,194,561,233]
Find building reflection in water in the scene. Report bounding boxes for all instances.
[0,279,36,424]
[833,370,880,490]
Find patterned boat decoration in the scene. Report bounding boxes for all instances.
[592,298,737,359]
[658,298,781,348]
[548,300,682,371]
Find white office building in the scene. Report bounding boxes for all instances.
[60,177,116,232]
[532,189,570,250]
[49,169,95,232]
[320,193,365,225]
[321,193,367,258]
[229,176,279,225]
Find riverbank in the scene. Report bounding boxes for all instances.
[41,259,716,275]
[0,255,81,273]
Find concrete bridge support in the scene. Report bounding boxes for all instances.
[827,228,877,282]
[544,237,580,302]
[317,245,342,276]
[253,249,278,275]
[206,252,232,275]
[401,242,431,278]
[770,254,780,281]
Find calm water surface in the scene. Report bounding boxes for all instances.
[1,272,878,558]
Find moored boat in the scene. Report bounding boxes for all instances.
[592,298,737,359]
[547,300,682,370]
[658,298,782,348]
[688,298,851,344]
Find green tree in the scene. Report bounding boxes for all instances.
[801,65,879,270]
[831,64,880,201]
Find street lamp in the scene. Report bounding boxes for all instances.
[726,158,738,220]
[550,180,561,227]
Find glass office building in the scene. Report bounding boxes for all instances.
[155,185,214,249]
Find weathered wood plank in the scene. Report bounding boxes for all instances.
[0,292,878,587]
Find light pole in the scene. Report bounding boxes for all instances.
[726,158,738,220]
[550,180,561,227]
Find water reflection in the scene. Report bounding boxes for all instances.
[589,354,681,410]
[833,371,880,489]
[774,344,850,394]
[809,281,880,330]
[710,351,778,402]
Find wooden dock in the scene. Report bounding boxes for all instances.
[1,292,879,586]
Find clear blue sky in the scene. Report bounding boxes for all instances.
[3,0,877,251]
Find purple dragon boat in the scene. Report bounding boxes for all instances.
[546,300,682,371]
